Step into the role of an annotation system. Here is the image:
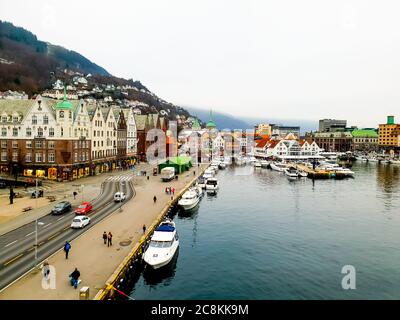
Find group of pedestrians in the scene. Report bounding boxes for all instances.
[165,187,175,196]
[102,231,113,246]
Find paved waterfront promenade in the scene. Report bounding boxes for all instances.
[0,163,205,300]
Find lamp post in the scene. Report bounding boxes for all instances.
[34,220,45,267]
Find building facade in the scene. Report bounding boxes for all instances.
[319,119,347,132]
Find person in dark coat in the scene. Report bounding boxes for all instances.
[69,268,81,289]
[153,196,157,204]
[107,232,113,247]
[102,231,107,245]
[142,224,146,234]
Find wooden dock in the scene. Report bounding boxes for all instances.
[290,163,348,179]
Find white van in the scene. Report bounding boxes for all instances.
[160,167,175,182]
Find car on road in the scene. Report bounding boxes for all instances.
[74,202,93,215]
[71,215,90,229]
[114,192,126,202]
[51,201,72,215]
[0,179,7,189]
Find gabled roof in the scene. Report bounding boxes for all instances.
[255,138,270,149]
[134,114,148,131]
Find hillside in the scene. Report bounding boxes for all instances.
[0,21,193,122]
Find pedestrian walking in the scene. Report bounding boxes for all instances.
[147,176,149,181]
[73,191,77,199]
[107,232,113,247]
[172,187,175,196]
[153,195,157,203]
[64,241,71,259]
[42,260,50,282]
[69,267,81,289]
[143,224,146,234]
[102,231,107,245]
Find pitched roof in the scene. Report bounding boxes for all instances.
[134,114,148,131]
[255,138,270,148]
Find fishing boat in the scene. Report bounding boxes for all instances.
[143,219,179,269]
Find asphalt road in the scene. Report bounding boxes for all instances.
[0,175,135,290]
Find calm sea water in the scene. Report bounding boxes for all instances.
[129,162,400,299]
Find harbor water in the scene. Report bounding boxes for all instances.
[129,162,400,299]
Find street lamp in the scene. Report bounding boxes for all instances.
[34,220,45,267]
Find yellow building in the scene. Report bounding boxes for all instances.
[378,116,400,147]
[256,123,272,136]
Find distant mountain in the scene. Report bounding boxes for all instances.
[0,20,110,94]
[184,107,252,130]
[185,106,319,134]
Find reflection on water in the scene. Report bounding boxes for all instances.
[142,249,180,287]
[130,162,400,300]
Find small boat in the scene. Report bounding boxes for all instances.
[218,162,227,169]
[204,168,215,177]
[205,177,219,191]
[390,159,400,165]
[197,176,207,189]
[235,157,246,165]
[298,170,308,177]
[249,156,257,163]
[284,167,299,178]
[260,160,270,168]
[254,161,262,168]
[270,162,286,172]
[367,158,378,162]
[210,165,219,173]
[143,219,179,269]
[178,188,201,210]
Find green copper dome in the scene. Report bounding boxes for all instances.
[56,87,73,109]
[206,109,217,129]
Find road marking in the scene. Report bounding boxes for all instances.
[47,232,61,241]
[4,253,23,266]
[63,226,70,231]
[42,223,52,228]
[38,241,45,246]
[25,231,35,238]
[57,217,64,221]
[4,240,18,248]
[27,247,35,252]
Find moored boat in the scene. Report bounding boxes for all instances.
[270,162,286,172]
[178,188,201,210]
[205,177,219,191]
[143,219,179,269]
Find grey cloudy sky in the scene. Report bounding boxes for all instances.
[1,0,400,127]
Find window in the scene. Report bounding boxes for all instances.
[69,112,72,119]
[1,115,6,123]
[43,115,49,124]
[48,141,55,149]
[12,151,18,162]
[35,153,43,163]
[1,128,6,136]
[74,141,78,149]
[49,128,54,137]
[26,141,32,149]
[74,129,77,137]
[35,140,43,149]
[59,111,64,118]
[32,115,37,124]
[25,153,32,162]
[26,127,32,136]
[37,127,43,137]
[61,127,64,137]
[13,115,19,122]
[12,141,18,148]
[48,152,55,162]
[74,152,78,162]
[1,151,7,162]
[1,141,6,148]
[12,128,18,136]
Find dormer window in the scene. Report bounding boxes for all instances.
[1,115,7,123]
[13,115,19,122]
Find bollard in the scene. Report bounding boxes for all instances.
[79,286,90,300]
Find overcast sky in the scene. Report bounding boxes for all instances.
[1,0,400,128]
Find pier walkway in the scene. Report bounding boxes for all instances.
[0,163,207,300]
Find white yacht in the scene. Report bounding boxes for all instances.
[143,219,179,269]
[197,176,207,189]
[254,161,262,168]
[178,188,201,210]
[205,177,219,191]
[270,162,287,172]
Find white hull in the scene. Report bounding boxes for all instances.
[270,162,286,172]
[260,161,270,168]
[145,241,179,269]
[179,199,199,210]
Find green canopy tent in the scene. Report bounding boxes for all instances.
[158,156,193,174]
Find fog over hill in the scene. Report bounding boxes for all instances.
[185,106,318,134]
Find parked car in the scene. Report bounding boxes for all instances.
[0,180,6,189]
[74,202,93,215]
[51,201,72,215]
[114,192,126,202]
[71,215,90,229]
